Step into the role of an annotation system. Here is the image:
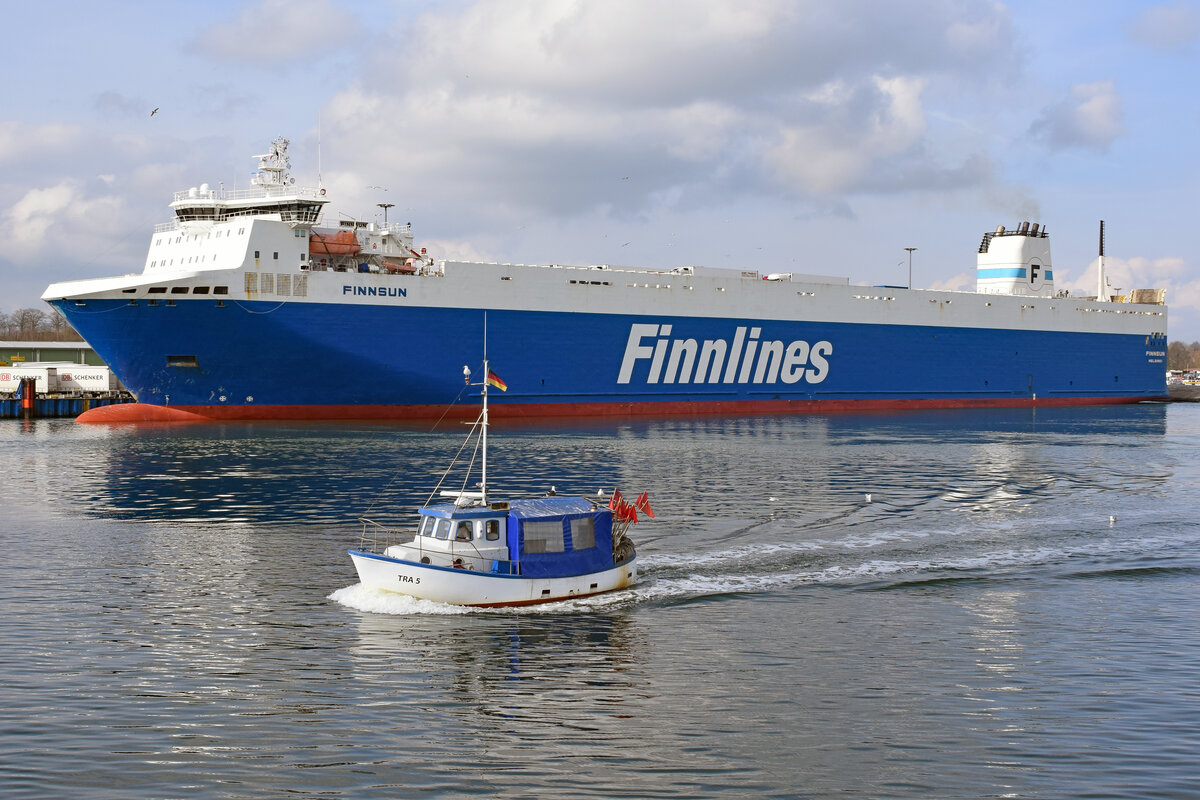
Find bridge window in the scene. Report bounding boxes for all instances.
[485,519,501,541]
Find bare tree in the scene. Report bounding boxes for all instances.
[47,308,83,341]
[0,307,83,341]
[12,308,48,339]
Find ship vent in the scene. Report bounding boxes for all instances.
[245,273,258,294]
[293,276,308,297]
[260,273,275,295]
[277,274,291,297]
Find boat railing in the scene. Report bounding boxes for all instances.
[356,517,522,575]
[357,517,409,553]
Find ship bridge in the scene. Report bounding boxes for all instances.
[168,136,327,227]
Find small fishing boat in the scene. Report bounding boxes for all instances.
[348,361,649,607]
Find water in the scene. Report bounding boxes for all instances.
[2,405,1199,798]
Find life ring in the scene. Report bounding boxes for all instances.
[320,188,326,196]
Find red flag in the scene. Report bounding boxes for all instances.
[608,489,623,512]
[618,499,638,523]
[635,492,655,518]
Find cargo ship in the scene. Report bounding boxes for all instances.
[42,137,1168,422]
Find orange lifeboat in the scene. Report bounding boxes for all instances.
[381,259,418,274]
[309,230,361,257]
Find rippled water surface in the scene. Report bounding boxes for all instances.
[3,405,1200,798]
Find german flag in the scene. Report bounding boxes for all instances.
[486,370,507,391]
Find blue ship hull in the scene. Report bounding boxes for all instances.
[47,297,1167,420]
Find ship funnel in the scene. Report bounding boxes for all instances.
[976,221,1055,298]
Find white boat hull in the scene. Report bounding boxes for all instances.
[349,550,638,607]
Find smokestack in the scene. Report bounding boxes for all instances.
[1097,220,1107,301]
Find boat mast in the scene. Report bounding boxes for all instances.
[480,314,488,505]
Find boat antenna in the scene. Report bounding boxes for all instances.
[317,112,323,190]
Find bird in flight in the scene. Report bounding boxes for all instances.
[150,107,159,117]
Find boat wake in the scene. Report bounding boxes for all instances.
[328,584,477,615]
[330,525,1186,615]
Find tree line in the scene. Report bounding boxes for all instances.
[1,307,83,342]
[1167,341,1200,371]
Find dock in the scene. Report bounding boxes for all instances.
[2,392,134,419]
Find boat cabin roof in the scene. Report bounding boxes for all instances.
[419,496,597,521]
[507,497,597,518]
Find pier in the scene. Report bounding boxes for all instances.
[2,387,134,419]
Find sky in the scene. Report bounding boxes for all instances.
[3,0,1199,340]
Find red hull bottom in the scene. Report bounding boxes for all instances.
[75,395,1167,424]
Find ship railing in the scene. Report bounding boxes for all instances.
[172,185,326,203]
[376,221,413,236]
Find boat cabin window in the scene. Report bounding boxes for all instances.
[523,520,565,553]
[455,521,473,541]
[418,516,435,537]
[484,520,501,541]
[434,519,452,540]
[570,517,595,550]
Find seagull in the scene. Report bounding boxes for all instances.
[150,107,159,117]
[597,488,605,497]
[1109,515,1116,524]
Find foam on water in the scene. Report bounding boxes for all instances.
[330,525,1192,617]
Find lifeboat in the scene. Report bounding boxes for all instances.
[381,259,418,275]
[309,230,361,257]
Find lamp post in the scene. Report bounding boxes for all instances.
[377,202,394,225]
[904,247,917,289]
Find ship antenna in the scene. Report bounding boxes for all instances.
[317,113,323,190]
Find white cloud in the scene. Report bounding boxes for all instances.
[765,76,932,195]
[1029,80,1124,151]
[189,0,361,65]
[1130,2,1200,52]
[320,0,1016,224]
[0,122,82,165]
[2,181,125,263]
[928,271,974,292]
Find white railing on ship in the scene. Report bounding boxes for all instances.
[172,185,326,203]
